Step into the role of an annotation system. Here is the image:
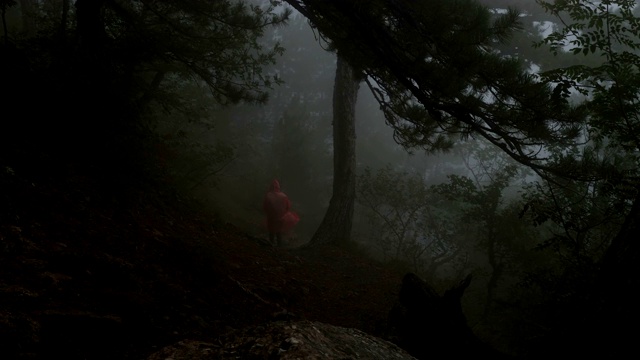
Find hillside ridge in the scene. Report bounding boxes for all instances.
[0,168,405,359]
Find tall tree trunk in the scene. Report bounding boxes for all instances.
[57,0,70,45]
[19,0,36,37]
[1,5,7,45]
[73,0,126,175]
[74,0,108,91]
[310,55,360,245]
[75,0,107,49]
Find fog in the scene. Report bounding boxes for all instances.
[147,4,549,354]
[141,2,640,355]
[3,0,638,355]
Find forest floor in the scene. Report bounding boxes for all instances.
[0,166,407,359]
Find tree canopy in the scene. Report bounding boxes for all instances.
[283,0,586,177]
[1,0,290,180]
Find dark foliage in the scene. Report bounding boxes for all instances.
[387,273,512,359]
[0,159,410,358]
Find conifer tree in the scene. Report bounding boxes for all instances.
[2,0,290,178]
[284,0,585,175]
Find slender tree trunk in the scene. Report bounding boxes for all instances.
[73,0,125,174]
[310,55,360,245]
[481,221,501,322]
[75,0,107,48]
[19,0,36,37]
[1,4,8,45]
[74,0,108,90]
[57,0,69,44]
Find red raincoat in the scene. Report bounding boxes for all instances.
[263,179,299,235]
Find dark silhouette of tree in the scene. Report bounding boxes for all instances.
[1,0,16,44]
[1,0,289,182]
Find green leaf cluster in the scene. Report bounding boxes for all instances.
[536,0,640,196]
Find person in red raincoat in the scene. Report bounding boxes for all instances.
[263,179,299,246]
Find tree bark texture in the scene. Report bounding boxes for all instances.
[310,55,360,245]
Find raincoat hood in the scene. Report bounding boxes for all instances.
[269,179,281,192]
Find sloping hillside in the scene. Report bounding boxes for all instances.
[0,166,406,359]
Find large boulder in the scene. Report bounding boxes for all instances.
[147,320,416,359]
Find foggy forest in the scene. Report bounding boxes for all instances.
[2,0,640,359]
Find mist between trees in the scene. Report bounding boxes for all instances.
[152,2,639,355]
[2,0,640,357]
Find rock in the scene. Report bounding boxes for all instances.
[147,320,416,359]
